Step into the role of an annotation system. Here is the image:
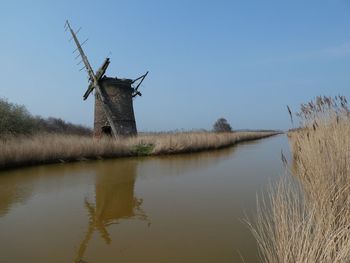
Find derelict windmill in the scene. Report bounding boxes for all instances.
[64,20,148,138]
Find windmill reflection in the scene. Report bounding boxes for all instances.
[75,159,148,263]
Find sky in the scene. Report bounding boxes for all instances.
[1,0,350,131]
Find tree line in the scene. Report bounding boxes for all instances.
[0,98,92,136]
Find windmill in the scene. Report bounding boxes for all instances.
[64,20,148,138]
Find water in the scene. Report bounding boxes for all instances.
[0,135,290,263]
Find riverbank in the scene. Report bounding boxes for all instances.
[250,96,350,263]
[0,131,280,170]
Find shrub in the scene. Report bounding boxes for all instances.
[0,97,92,136]
[0,98,37,135]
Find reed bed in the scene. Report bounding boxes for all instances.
[0,131,278,170]
[249,96,350,263]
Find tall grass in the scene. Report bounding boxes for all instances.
[250,96,350,262]
[0,131,278,170]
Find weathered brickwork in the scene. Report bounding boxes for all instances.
[94,77,137,138]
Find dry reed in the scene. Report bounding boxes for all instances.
[0,131,278,170]
[249,96,350,262]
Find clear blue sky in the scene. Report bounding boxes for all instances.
[1,0,350,131]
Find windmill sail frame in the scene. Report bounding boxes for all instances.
[65,20,119,138]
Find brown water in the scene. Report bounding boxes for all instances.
[0,135,289,263]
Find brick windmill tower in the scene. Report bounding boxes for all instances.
[65,21,148,138]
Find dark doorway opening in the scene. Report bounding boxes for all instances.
[101,125,112,137]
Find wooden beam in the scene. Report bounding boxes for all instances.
[83,58,110,100]
[132,71,148,97]
[66,21,118,138]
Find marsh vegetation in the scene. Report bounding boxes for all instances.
[0,131,279,170]
[250,96,350,262]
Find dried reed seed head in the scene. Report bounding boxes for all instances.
[280,150,288,166]
[287,105,294,124]
[324,97,332,107]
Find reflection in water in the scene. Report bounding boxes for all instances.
[74,147,241,262]
[138,146,238,179]
[0,146,237,221]
[75,160,148,263]
[0,172,34,217]
[0,136,288,263]
[0,164,94,218]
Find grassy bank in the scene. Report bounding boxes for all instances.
[0,131,280,170]
[250,96,350,262]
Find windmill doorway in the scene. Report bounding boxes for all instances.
[101,125,112,137]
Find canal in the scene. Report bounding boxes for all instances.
[0,134,289,263]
